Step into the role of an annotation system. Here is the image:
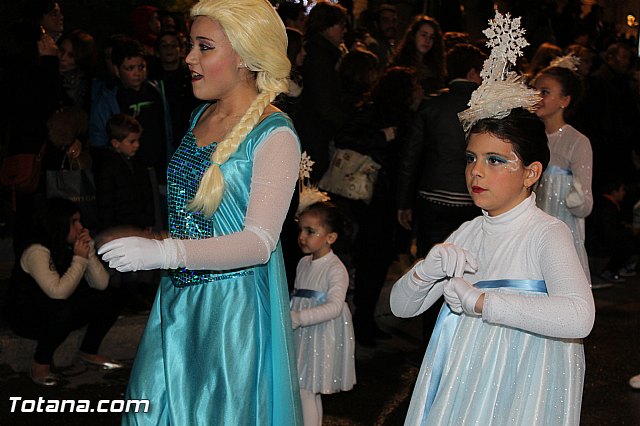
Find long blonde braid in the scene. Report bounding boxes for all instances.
[187,0,290,216]
[188,90,276,216]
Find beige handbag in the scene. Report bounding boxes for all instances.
[318,149,381,204]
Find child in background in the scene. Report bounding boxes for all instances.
[533,60,593,281]
[291,201,356,426]
[94,114,156,312]
[94,114,154,232]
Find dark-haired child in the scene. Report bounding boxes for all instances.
[94,114,154,232]
[89,38,173,188]
[391,107,595,425]
[94,114,156,311]
[290,201,356,426]
[2,198,121,386]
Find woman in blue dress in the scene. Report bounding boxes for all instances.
[98,0,303,424]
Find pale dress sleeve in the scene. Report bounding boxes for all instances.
[291,258,349,329]
[180,127,300,270]
[482,221,595,338]
[390,264,446,318]
[567,131,593,218]
[21,245,88,300]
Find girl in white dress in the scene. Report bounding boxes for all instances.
[391,107,596,425]
[533,63,593,280]
[290,201,356,426]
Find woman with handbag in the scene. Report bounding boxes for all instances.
[331,66,423,347]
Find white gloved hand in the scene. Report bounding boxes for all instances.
[565,180,585,208]
[443,277,483,316]
[414,243,478,284]
[98,237,186,272]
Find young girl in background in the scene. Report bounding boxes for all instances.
[391,15,445,95]
[391,13,595,425]
[533,63,593,280]
[291,201,356,426]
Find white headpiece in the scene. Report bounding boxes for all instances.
[549,54,581,71]
[458,11,541,132]
[297,151,330,215]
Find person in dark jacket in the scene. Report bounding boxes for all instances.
[397,43,486,257]
[93,114,156,312]
[94,114,154,232]
[295,2,349,180]
[334,66,422,347]
[395,44,485,357]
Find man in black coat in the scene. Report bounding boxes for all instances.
[395,43,486,355]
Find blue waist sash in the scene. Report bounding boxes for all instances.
[290,288,327,304]
[545,165,572,176]
[421,279,547,424]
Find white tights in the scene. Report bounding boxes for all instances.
[300,389,323,426]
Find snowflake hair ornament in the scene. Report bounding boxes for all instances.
[297,151,330,215]
[549,54,581,71]
[458,11,541,132]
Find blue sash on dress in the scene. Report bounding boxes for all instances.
[421,279,548,425]
[290,288,327,303]
[545,165,572,176]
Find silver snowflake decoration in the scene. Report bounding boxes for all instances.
[458,11,541,132]
[299,151,314,180]
[483,12,528,67]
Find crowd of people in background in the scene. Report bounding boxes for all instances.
[0,0,639,396]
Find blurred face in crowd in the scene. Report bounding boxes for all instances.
[41,2,64,36]
[112,131,141,158]
[158,34,182,66]
[148,11,162,34]
[608,47,631,74]
[58,38,75,73]
[377,10,398,39]
[322,20,347,47]
[415,23,435,55]
[115,56,147,91]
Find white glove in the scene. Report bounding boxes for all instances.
[443,277,483,316]
[565,180,585,208]
[414,243,478,283]
[98,237,186,272]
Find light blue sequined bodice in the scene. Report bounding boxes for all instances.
[166,103,296,287]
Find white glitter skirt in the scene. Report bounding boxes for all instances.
[291,298,356,394]
[406,300,586,426]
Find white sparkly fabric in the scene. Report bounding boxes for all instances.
[179,128,300,270]
[290,251,356,394]
[391,194,595,425]
[535,124,593,281]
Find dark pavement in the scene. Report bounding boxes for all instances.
[1,246,639,425]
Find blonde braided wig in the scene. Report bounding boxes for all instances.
[188,0,291,216]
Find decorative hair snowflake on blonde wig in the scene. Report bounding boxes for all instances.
[458,11,541,132]
[549,54,580,71]
[297,152,330,215]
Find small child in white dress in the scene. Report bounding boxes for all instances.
[290,201,356,426]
